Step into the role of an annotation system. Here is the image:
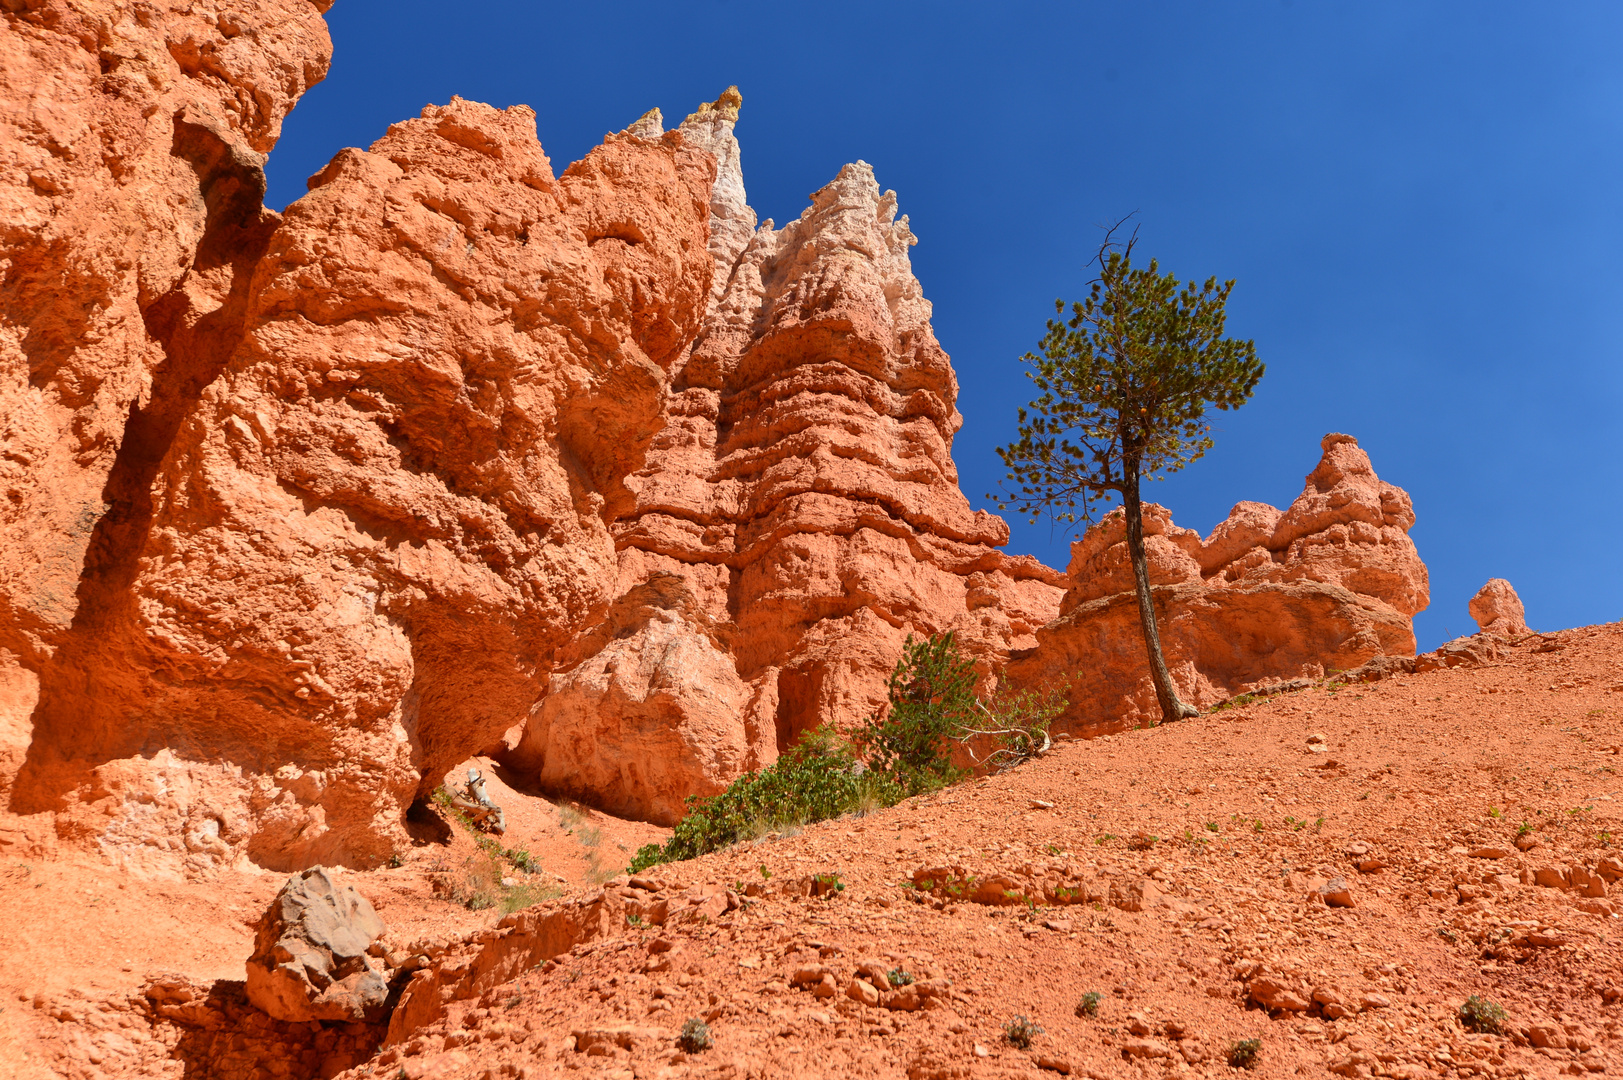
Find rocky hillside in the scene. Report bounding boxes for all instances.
[4,623,1621,1078]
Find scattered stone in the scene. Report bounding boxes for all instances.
[1036,1054,1073,1074]
[1467,846,1512,860]
[848,979,880,1007]
[1316,877,1356,908]
[1121,1038,1175,1059]
[1307,732,1330,753]
[1248,976,1312,1013]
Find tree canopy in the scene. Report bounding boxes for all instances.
[994,227,1264,526]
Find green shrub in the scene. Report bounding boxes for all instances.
[1004,1014,1043,1049]
[1458,995,1507,1034]
[1075,991,1102,1017]
[1227,1038,1261,1069]
[887,969,915,987]
[630,724,870,871]
[854,632,978,797]
[678,1018,713,1053]
[629,632,1059,873]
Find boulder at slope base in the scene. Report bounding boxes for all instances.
[245,867,389,1023]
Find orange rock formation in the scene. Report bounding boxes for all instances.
[0,1,1429,867]
[1007,434,1429,733]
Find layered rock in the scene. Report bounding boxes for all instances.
[0,0,333,806]
[7,84,716,867]
[1007,434,1428,732]
[505,95,1062,818]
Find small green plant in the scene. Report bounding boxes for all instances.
[1602,831,1614,846]
[1458,995,1507,1034]
[1436,926,1458,944]
[1076,990,1103,1017]
[888,968,915,987]
[1313,816,1325,833]
[1095,833,1118,845]
[1227,1037,1262,1069]
[1252,819,1264,833]
[387,853,404,869]
[1516,820,1533,837]
[1488,806,1501,819]
[626,913,646,930]
[1205,821,1220,833]
[1046,843,1063,855]
[1128,834,1157,851]
[678,1017,714,1053]
[1004,1014,1043,1049]
[811,872,846,896]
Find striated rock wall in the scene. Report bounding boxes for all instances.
[505,96,1062,823]
[0,5,1429,861]
[1007,434,1428,733]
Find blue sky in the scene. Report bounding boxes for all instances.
[265,1,1623,649]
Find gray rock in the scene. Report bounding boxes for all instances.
[245,866,389,1022]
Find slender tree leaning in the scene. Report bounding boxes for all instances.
[995,223,1264,724]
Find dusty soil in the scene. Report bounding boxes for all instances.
[4,624,1621,1079]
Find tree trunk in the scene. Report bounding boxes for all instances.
[1120,456,1199,723]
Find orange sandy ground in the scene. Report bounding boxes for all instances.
[4,624,1621,1079]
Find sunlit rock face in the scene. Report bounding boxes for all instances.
[513,93,1062,823]
[0,54,1055,865]
[1007,434,1428,734]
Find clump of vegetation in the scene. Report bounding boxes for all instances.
[1458,995,1508,1034]
[887,968,915,988]
[1227,1037,1262,1069]
[1004,1014,1043,1049]
[426,853,559,914]
[811,872,846,897]
[678,1018,713,1053]
[429,787,561,912]
[1075,991,1103,1017]
[629,725,870,872]
[630,631,1064,872]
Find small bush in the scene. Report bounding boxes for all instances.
[630,724,872,870]
[887,969,915,987]
[1458,995,1507,1034]
[1004,1014,1043,1049]
[1075,991,1102,1017]
[678,1018,713,1053]
[1227,1037,1262,1069]
[853,632,978,797]
[629,632,1055,873]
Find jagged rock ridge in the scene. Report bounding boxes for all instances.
[1007,434,1429,733]
[507,95,1063,824]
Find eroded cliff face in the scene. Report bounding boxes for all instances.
[0,0,334,853]
[507,99,1063,824]
[1,3,720,870]
[0,29,1057,867]
[1,6,1426,867]
[1006,434,1429,734]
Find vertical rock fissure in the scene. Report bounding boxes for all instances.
[10,119,278,810]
